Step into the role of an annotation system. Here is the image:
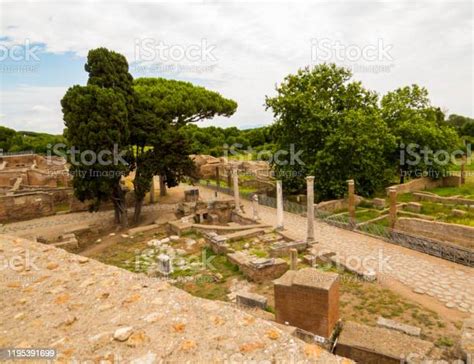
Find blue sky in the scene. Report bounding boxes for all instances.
[1,1,472,134]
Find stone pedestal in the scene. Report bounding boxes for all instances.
[306,176,315,243]
[347,179,355,227]
[388,187,397,229]
[276,180,284,230]
[274,268,339,338]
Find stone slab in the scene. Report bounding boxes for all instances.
[377,316,421,337]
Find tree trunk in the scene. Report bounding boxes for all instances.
[159,175,167,196]
[133,198,143,224]
[113,183,128,228]
[114,203,121,225]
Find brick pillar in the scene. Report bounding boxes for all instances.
[461,155,466,185]
[306,176,315,243]
[388,187,397,229]
[276,180,284,230]
[347,179,355,227]
[274,268,340,338]
[290,248,298,270]
[232,165,241,213]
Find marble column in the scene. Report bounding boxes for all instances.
[232,165,241,212]
[347,179,355,227]
[388,187,397,229]
[306,176,315,243]
[252,194,260,221]
[276,180,284,230]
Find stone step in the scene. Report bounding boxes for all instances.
[223,228,266,242]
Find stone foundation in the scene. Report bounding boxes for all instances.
[227,251,288,283]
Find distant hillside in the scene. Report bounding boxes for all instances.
[0,126,65,154]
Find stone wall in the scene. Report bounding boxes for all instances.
[387,176,461,195]
[396,218,474,249]
[315,196,363,213]
[413,192,474,207]
[0,192,55,222]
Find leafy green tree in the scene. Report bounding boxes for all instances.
[0,126,17,152]
[61,48,133,227]
[381,85,461,183]
[446,114,474,133]
[265,63,381,198]
[315,110,396,198]
[131,77,237,223]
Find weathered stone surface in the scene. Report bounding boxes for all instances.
[460,317,474,362]
[128,224,159,235]
[336,321,433,363]
[377,316,421,337]
[236,291,268,310]
[0,234,348,363]
[405,202,422,213]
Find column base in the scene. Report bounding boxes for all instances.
[275,225,284,231]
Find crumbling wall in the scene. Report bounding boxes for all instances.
[387,176,461,195]
[0,192,54,222]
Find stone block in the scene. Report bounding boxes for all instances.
[335,321,434,363]
[452,209,467,217]
[128,224,159,235]
[236,291,267,310]
[373,198,386,209]
[460,318,474,363]
[269,240,308,257]
[377,316,421,337]
[184,188,199,202]
[273,268,339,338]
[405,202,422,213]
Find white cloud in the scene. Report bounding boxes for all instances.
[0,86,67,133]
[0,1,472,133]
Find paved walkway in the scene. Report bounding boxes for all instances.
[200,187,474,314]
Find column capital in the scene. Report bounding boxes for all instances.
[347,179,355,185]
[306,176,315,182]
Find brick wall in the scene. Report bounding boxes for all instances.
[0,192,54,223]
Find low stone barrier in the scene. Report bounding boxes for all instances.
[387,176,461,195]
[397,218,474,249]
[0,192,54,223]
[413,192,474,206]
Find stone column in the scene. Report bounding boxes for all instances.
[290,248,298,270]
[252,194,260,221]
[347,179,355,227]
[149,175,155,204]
[276,180,284,230]
[388,187,397,229]
[306,176,315,243]
[232,165,241,213]
[461,155,466,185]
[215,166,221,190]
